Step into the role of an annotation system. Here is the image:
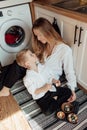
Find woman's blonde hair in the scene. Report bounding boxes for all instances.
[32,17,63,63]
[16,49,29,67]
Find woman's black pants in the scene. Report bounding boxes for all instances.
[36,87,72,115]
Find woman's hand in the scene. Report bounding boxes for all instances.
[52,79,61,87]
[67,91,76,102]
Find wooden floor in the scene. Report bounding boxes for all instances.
[0,93,32,130]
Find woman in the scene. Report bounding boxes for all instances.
[32,17,77,103]
[0,18,79,114]
[28,17,79,115]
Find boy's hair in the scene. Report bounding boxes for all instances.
[16,49,29,67]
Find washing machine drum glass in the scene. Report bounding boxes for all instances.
[5,26,25,47]
[0,19,31,53]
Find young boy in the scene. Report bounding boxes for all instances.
[0,49,59,97]
[16,49,72,115]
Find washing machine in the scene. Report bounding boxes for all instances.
[0,4,32,66]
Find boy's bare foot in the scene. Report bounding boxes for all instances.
[0,87,10,97]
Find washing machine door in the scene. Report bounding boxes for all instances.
[0,19,31,53]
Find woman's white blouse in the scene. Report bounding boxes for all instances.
[44,43,77,91]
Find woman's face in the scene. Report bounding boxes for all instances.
[33,29,47,44]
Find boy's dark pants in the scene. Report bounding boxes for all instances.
[0,61,26,90]
[36,87,72,115]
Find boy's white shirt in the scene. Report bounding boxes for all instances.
[23,43,77,100]
[23,64,57,100]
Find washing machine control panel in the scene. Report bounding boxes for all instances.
[0,11,3,17]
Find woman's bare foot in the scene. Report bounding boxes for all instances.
[0,86,10,97]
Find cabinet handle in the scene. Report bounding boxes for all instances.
[78,27,83,47]
[74,25,78,44]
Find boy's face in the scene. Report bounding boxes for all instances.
[25,50,38,67]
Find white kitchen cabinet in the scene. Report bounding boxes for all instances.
[60,16,79,70]
[60,16,87,90]
[34,6,87,90]
[76,23,87,90]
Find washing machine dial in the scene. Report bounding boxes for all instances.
[7,10,12,16]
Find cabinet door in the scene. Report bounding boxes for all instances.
[60,16,80,71]
[61,16,87,90]
[34,6,62,34]
[76,24,87,90]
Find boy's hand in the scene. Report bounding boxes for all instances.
[52,79,61,87]
[44,83,52,91]
[35,83,52,94]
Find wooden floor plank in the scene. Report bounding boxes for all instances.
[0,94,32,130]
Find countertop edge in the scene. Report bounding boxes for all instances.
[32,1,87,23]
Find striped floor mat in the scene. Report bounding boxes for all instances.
[11,80,87,130]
